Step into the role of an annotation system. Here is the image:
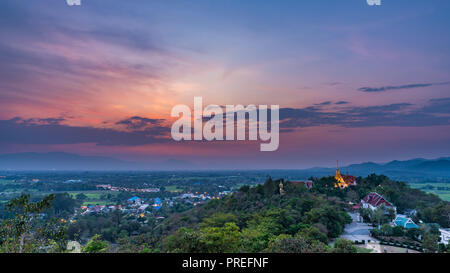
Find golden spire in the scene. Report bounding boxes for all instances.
[334,160,344,188]
[279,181,285,196]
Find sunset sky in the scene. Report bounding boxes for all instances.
[0,0,449,169]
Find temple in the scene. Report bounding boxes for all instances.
[334,161,357,189]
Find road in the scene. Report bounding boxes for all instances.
[340,212,377,243]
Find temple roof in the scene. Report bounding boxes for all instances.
[362,192,393,207]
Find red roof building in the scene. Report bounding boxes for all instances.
[361,192,395,212]
[334,165,357,189]
[288,180,314,190]
[341,175,357,186]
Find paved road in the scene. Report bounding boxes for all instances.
[340,212,377,243]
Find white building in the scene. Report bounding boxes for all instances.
[138,204,150,211]
[439,228,450,245]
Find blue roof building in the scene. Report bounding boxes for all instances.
[393,215,419,229]
[128,196,141,203]
[153,198,162,210]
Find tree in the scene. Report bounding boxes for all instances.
[199,222,241,253]
[164,228,204,253]
[304,206,350,238]
[359,208,373,223]
[82,234,109,253]
[199,213,237,229]
[76,193,88,200]
[372,205,388,227]
[0,194,67,253]
[438,243,449,253]
[420,203,450,228]
[406,228,421,240]
[380,224,393,236]
[423,233,439,253]
[297,226,328,244]
[265,234,328,253]
[387,208,396,222]
[48,193,79,218]
[333,238,357,253]
[239,227,269,253]
[392,226,404,237]
[117,233,153,253]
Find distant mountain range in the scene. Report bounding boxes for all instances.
[341,157,450,174]
[299,157,450,183]
[0,152,449,182]
[0,152,196,171]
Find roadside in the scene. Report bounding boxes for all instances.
[340,212,421,253]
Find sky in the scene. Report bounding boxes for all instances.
[0,0,449,169]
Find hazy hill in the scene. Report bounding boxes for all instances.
[0,152,135,170]
[300,158,450,183]
[0,152,448,183]
[415,159,450,171]
[0,152,199,171]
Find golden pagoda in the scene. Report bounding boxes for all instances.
[334,161,345,188]
[334,161,357,189]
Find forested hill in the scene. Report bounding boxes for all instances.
[147,174,449,253]
[154,178,351,253]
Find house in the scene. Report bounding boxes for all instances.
[153,197,162,210]
[181,193,195,199]
[127,196,142,206]
[393,215,419,229]
[361,192,396,213]
[403,209,417,217]
[288,180,314,190]
[138,204,149,211]
[439,229,450,245]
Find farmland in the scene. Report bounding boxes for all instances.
[408,183,450,201]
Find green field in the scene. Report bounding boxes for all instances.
[0,179,17,185]
[66,191,119,206]
[82,201,110,206]
[0,190,119,206]
[68,191,105,199]
[165,185,183,192]
[408,183,450,201]
[231,183,247,190]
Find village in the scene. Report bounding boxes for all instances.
[78,187,233,221]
